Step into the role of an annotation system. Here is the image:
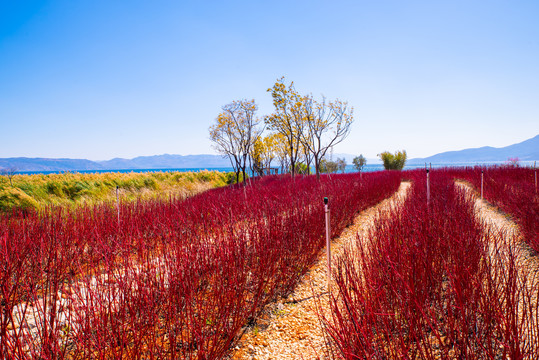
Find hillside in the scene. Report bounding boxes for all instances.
[409,134,539,164]
[0,154,230,172]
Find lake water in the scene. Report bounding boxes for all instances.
[18,162,525,176]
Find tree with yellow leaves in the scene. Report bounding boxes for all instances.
[265,77,306,177]
[250,133,282,176]
[209,100,262,183]
[266,77,354,178]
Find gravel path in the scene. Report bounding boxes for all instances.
[231,181,411,360]
[455,180,539,274]
[456,181,539,356]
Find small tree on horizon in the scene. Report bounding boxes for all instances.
[320,158,339,174]
[378,150,407,170]
[336,157,347,173]
[352,155,367,172]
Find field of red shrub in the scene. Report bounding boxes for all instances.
[324,169,539,359]
[454,166,538,253]
[0,172,401,359]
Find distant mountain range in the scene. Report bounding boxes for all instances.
[408,134,539,164]
[0,154,231,172]
[1,134,537,172]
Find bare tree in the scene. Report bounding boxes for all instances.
[209,100,261,184]
[301,96,354,179]
[1,166,17,186]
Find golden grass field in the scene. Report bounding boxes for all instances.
[0,170,235,211]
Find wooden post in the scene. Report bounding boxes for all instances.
[116,185,120,226]
[535,161,537,195]
[481,170,484,200]
[324,197,331,290]
[426,169,430,205]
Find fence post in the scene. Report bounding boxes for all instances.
[116,185,120,226]
[426,169,430,205]
[535,161,537,195]
[324,197,331,290]
[481,170,484,200]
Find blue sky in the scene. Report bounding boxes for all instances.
[1,0,538,161]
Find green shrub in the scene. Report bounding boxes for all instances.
[378,150,407,170]
[224,172,238,184]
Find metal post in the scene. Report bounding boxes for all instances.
[116,185,120,226]
[426,169,430,205]
[324,197,331,290]
[481,170,484,200]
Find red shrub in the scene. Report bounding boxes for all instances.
[0,171,401,359]
[324,169,539,359]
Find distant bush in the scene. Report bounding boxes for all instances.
[294,162,309,175]
[378,150,407,170]
[320,159,339,174]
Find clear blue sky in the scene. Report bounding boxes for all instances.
[1,0,538,161]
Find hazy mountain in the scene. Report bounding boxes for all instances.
[409,134,539,164]
[97,154,230,169]
[0,158,104,172]
[0,154,230,172]
[2,135,537,172]
[333,153,379,164]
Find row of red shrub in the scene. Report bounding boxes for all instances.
[453,166,538,253]
[324,169,539,359]
[0,171,401,359]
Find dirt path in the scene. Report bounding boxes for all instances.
[455,180,539,274]
[456,181,539,355]
[231,181,411,360]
